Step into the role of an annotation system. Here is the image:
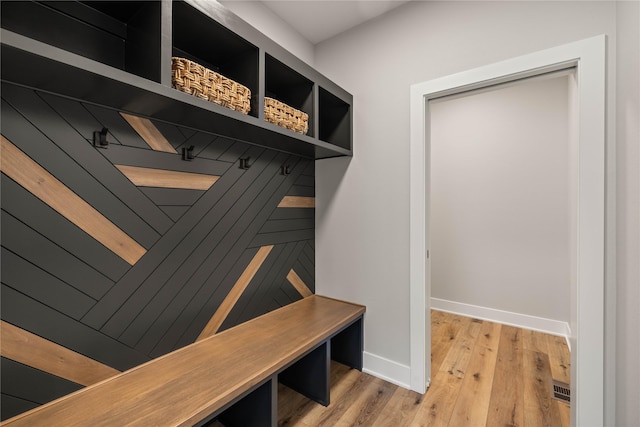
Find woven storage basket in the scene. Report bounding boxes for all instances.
[264,97,309,134]
[171,57,251,114]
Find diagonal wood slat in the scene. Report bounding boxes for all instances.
[287,269,313,298]
[0,321,120,387]
[119,113,177,154]
[278,196,315,208]
[197,245,274,340]
[0,135,147,265]
[2,284,150,372]
[115,165,219,190]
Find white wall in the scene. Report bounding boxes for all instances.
[313,1,637,425]
[218,0,315,66]
[223,1,639,424]
[615,2,640,426]
[429,74,573,327]
[315,0,615,372]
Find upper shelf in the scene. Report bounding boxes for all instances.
[0,0,352,159]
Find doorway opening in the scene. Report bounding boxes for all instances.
[409,36,606,426]
[428,70,575,338]
[425,70,575,424]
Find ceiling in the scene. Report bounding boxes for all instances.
[259,0,410,44]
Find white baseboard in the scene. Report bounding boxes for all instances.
[362,352,411,389]
[362,300,571,390]
[431,298,571,344]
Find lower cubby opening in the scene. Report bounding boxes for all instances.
[206,361,354,427]
[201,317,363,427]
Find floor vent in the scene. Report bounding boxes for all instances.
[552,380,570,404]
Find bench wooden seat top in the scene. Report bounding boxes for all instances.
[2,295,365,427]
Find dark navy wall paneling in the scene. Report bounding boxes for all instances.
[0,248,96,319]
[1,176,131,282]
[0,82,315,421]
[1,212,114,300]
[0,285,151,370]
[0,358,83,406]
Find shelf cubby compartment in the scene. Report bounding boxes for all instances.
[1,0,352,159]
[0,1,163,83]
[265,54,314,136]
[319,87,351,150]
[172,0,259,117]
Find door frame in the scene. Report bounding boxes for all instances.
[409,35,606,425]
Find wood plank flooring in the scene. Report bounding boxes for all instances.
[277,310,570,427]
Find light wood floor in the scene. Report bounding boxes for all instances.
[277,310,571,427]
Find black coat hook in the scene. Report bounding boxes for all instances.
[182,145,195,161]
[281,164,291,176]
[239,157,251,170]
[93,127,109,148]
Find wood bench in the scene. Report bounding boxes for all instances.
[1,295,365,427]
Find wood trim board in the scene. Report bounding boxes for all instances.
[198,245,274,340]
[277,196,315,208]
[0,321,120,387]
[286,269,313,298]
[115,165,219,190]
[0,135,147,265]
[120,113,177,153]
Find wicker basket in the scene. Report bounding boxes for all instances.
[171,57,251,115]
[264,97,309,135]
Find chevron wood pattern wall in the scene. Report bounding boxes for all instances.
[0,83,316,421]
